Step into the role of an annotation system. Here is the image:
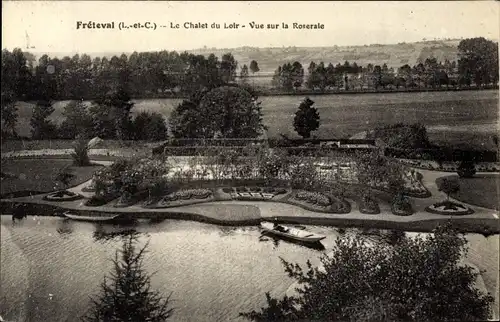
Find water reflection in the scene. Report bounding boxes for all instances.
[92,224,142,242]
[217,226,255,237]
[56,219,74,237]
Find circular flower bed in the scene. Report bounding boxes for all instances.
[425,201,474,216]
[43,190,83,202]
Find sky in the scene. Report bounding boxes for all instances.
[2,1,499,54]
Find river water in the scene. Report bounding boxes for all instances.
[1,216,498,322]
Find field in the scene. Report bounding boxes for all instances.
[7,89,499,150]
[0,159,102,196]
[437,174,500,210]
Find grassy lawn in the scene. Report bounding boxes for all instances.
[436,174,500,210]
[8,90,498,149]
[0,159,102,197]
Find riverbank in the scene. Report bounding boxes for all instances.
[1,195,498,235]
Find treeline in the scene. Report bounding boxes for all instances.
[1,49,251,101]
[271,37,499,91]
[26,88,170,141]
[1,37,498,103]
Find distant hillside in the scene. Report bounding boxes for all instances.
[188,39,462,73]
[25,39,463,74]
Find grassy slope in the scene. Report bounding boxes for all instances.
[1,159,101,196]
[436,174,500,210]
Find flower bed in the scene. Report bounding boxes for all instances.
[43,190,83,202]
[425,201,474,216]
[222,186,289,201]
[290,190,351,214]
[391,196,414,216]
[155,188,213,207]
[359,196,380,215]
[295,191,331,207]
[84,194,118,207]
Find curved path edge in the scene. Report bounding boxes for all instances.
[1,198,498,235]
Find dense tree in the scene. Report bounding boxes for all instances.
[241,223,494,321]
[0,90,18,138]
[220,53,238,83]
[373,65,382,89]
[90,86,134,139]
[291,61,304,90]
[293,97,320,138]
[372,123,431,150]
[170,86,264,139]
[240,64,249,84]
[58,100,93,139]
[169,96,205,138]
[30,100,57,139]
[458,37,499,87]
[132,111,168,141]
[82,233,174,322]
[273,62,304,90]
[249,60,260,74]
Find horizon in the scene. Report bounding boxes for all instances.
[2,1,499,54]
[0,38,487,60]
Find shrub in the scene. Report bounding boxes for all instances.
[71,139,91,166]
[30,100,57,139]
[438,177,460,201]
[148,179,171,200]
[263,187,276,194]
[85,195,112,207]
[391,194,414,216]
[222,187,234,193]
[132,111,168,141]
[249,187,262,192]
[385,229,406,245]
[359,194,380,214]
[236,186,248,193]
[457,160,476,178]
[55,166,75,189]
[274,188,288,195]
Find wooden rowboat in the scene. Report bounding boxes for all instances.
[63,211,121,222]
[260,221,326,243]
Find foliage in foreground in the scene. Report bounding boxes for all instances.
[82,233,173,322]
[240,223,494,321]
